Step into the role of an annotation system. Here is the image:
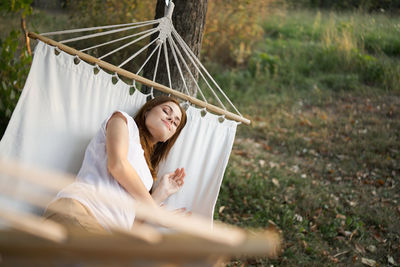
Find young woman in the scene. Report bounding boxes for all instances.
[44,96,187,233]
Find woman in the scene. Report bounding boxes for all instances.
[44,96,187,233]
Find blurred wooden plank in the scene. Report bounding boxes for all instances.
[0,158,74,192]
[0,228,279,261]
[134,202,246,246]
[0,207,66,243]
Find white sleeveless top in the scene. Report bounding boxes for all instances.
[55,111,153,231]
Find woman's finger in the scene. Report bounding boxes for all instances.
[178,168,185,178]
[171,208,186,215]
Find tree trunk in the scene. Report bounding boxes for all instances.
[142,0,208,97]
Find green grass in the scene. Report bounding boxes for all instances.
[211,9,400,267]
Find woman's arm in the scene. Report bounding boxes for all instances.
[106,112,159,207]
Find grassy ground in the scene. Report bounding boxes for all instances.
[212,9,400,267]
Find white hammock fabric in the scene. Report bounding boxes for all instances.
[0,41,237,220]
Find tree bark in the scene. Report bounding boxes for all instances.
[142,0,208,97]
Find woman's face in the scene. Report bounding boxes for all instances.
[145,101,183,144]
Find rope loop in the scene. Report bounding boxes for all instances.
[200,107,207,117]
[218,114,226,123]
[93,64,100,75]
[111,72,120,85]
[73,54,81,65]
[53,46,62,56]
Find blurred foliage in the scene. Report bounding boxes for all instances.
[0,0,32,14]
[0,0,33,138]
[64,0,155,26]
[54,0,158,75]
[285,0,400,12]
[202,0,277,67]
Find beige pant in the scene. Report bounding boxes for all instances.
[43,198,106,234]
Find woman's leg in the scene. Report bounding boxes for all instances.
[43,198,106,234]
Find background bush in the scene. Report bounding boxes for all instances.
[0,0,32,137]
[285,0,400,12]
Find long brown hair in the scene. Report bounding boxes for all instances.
[134,96,187,180]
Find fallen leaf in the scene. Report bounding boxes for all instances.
[234,150,247,156]
[320,112,328,120]
[219,206,225,214]
[336,214,346,220]
[372,232,386,243]
[261,143,271,151]
[353,255,359,263]
[366,245,377,253]
[333,250,350,258]
[348,200,357,207]
[299,116,313,127]
[359,129,368,134]
[354,242,366,254]
[269,161,280,169]
[388,256,396,265]
[361,257,377,266]
[350,230,358,241]
[376,179,385,186]
[272,178,280,187]
[290,165,300,173]
[294,214,303,222]
[277,127,288,133]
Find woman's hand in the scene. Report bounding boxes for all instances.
[151,168,185,204]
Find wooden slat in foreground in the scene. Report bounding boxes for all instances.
[0,227,280,265]
[0,208,66,243]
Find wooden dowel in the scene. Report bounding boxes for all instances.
[0,206,66,243]
[28,32,251,125]
[21,16,32,56]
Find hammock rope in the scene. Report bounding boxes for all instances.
[80,27,156,53]
[149,43,163,96]
[28,2,250,125]
[41,19,160,37]
[167,35,191,97]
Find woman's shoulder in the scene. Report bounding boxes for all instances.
[102,110,137,133]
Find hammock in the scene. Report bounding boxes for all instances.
[0,1,280,264]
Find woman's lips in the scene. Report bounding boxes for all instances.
[162,119,171,130]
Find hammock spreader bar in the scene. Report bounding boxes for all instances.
[28,32,251,125]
